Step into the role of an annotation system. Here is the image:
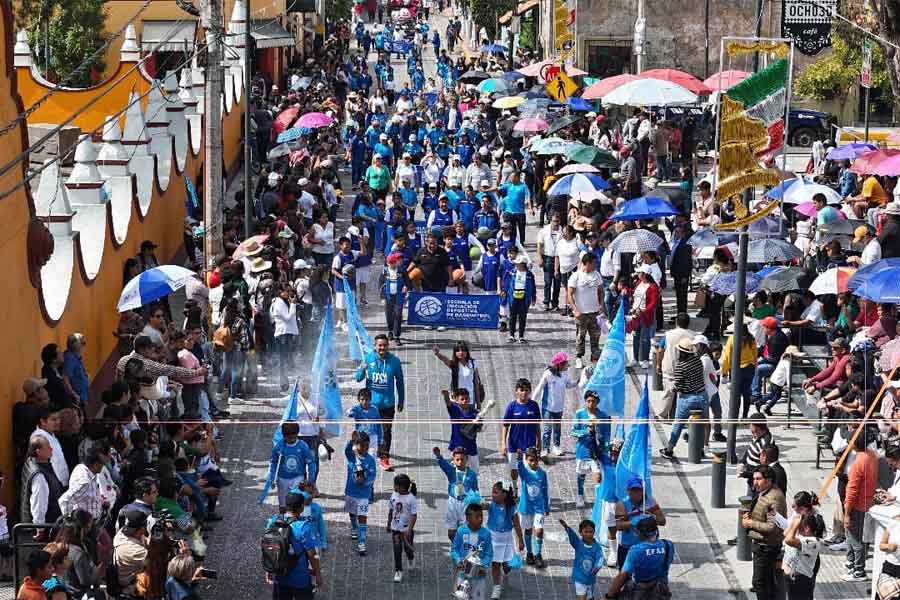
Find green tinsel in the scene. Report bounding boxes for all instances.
[726,59,788,109]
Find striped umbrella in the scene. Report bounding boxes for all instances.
[547,173,610,196]
[808,267,857,296]
[118,265,198,312]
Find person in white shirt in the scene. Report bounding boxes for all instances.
[536,213,563,310]
[58,449,105,520]
[395,153,417,190]
[387,474,419,583]
[464,149,493,189]
[33,412,69,487]
[554,226,582,316]
[443,155,465,189]
[532,352,578,457]
[848,225,881,266]
[309,211,335,267]
[421,152,445,188]
[783,508,826,597]
[566,253,604,369]
[270,284,300,391]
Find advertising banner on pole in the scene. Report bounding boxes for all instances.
[407,292,499,329]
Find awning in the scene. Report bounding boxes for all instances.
[251,19,295,49]
[499,0,539,24]
[141,20,197,52]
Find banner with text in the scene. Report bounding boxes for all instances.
[407,292,499,329]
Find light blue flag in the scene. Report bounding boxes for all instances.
[312,305,343,438]
[615,379,653,503]
[259,380,299,503]
[585,301,626,417]
[344,286,374,361]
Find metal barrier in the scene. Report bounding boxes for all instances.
[11,522,56,594]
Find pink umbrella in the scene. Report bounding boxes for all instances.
[879,337,900,371]
[558,163,600,175]
[639,68,712,95]
[850,149,900,177]
[794,201,847,220]
[582,74,640,100]
[296,112,334,129]
[702,70,750,91]
[514,117,549,134]
[271,106,300,138]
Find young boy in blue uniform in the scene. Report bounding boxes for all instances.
[500,378,540,492]
[433,445,479,542]
[559,518,605,600]
[570,391,610,508]
[451,503,493,600]
[344,431,377,555]
[516,447,550,569]
[346,388,382,458]
[264,491,323,597]
[606,517,674,599]
[475,239,501,295]
[265,422,317,511]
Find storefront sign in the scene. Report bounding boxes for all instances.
[781,0,836,56]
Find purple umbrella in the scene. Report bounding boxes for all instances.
[296,112,334,129]
[826,143,877,161]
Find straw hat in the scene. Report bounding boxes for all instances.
[250,257,273,273]
[676,338,697,353]
[243,239,264,257]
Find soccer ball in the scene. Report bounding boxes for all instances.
[469,246,482,260]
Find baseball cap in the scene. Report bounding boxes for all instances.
[626,475,644,490]
[122,510,149,533]
[761,316,779,329]
[379,133,389,140]
[298,177,309,186]
[23,377,47,395]
[480,181,490,189]
[854,225,872,243]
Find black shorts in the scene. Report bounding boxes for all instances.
[273,584,314,600]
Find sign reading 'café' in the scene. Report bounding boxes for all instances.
[781,0,837,56]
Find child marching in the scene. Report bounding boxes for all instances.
[516,447,550,569]
[434,446,480,542]
[387,473,419,583]
[487,481,524,600]
[344,431,377,555]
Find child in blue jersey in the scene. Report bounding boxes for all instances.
[475,239,501,295]
[606,517,674,598]
[442,389,480,470]
[266,422,317,511]
[346,389,382,459]
[344,431,377,555]
[516,447,550,569]
[264,491,323,594]
[570,391,610,509]
[497,243,519,331]
[422,183,440,220]
[500,378,540,494]
[433,446,479,542]
[487,481,524,600]
[451,503,493,600]
[614,476,666,569]
[559,519,605,600]
[296,481,328,551]
[387,473,419,583]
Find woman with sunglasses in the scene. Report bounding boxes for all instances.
[432,341,485,409]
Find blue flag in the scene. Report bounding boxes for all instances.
[615,379,653,502]
[585,302,626,416]
[312,305,343,438]
[259,380,299,503]
[344,286,374,361]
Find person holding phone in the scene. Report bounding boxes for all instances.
[164,541,206,600]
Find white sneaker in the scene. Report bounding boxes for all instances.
[575,494,585,508]
[540,448,549,458]
[358,542,367,555]
[491,584,503,599]
[437,326,447,331]
[575,357,584,369]
[606,541,618,567]
[393,571,403,583]
[639,360,651,369]
[551,446,563,456]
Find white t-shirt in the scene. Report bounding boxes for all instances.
[312,222,335,255]
[389,492,419,532]
[538,225,562,257]
[886,524,900,566]
[556,237,581,274]
[700,354,719,400]
[396,163,416,187]
[782,534,821,578]
[567,270,602,313]
[514,270,527,290]
[298,191,316,219]
[861,238,882,266]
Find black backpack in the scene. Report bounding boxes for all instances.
[261,516,299,576]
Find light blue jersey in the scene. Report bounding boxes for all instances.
[451,525,493,568]
[269,439,317,481]
[517,460,550,515]
[487,502,516,534]
[564,526,605,585]
[346,404,383,448]
[344,441,377,499]
[437,456,479,500]
[570,408,610,461]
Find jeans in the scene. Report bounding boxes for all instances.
[509,297,529,338]
[385,295,404,338]
[667,392,708,450]
[275,335,295,386]
[378,406,396,458]
[351,160,365,185]
[673,277,689,316]
[542,256,560,307]
[576,312,600,361]
[560,271,573,310]
[542,409,562,448]
[656,153,671,180]
[751,541,782,600]
[751,361,775,399]
[762,384,783,412]
[273,585,314,600]
[222,349,245,399]
[846,508,867,575]
[632,321,656,362]
[505,212,526,244]
[709,392,723,435]
[181,383,201,417]
[601,276,616,317]
[738,364,755,419]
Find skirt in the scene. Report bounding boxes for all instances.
[490,529,514,563]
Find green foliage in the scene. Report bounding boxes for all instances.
[323,0,354,21]
[16,0,108,86]
[469,0,515,40]
[794,36,889,100]
[518,14,536,51]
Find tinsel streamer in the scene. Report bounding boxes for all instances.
[755,120,786,160]
[718,143,760,179]
[727,59,789,107]
[726,41,789,59]
[715,169,781,201]
[714,198,781,231]
[720,95,770,152]
[745,87,787,126]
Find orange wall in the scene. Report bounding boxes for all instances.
[0,0,245,504]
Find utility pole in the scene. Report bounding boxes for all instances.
[243,0,253,238]
[203,0,225,269]
[635,0,645,73]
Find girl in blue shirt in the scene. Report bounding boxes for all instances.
[559,518,605,600]
[487,481,524,600]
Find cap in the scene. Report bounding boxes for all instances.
[23,377,47,395]
[480,181,490,189]
[854,225,872,243]
[626,475,644,490]
[429,182,438,189]
[122,510,149,533]
[293,259,310,270]
[379,133,389,140]
[402,152,412,158]
[761,316,779,329]
[408,134,417,141]
[550,351,569,367]
[515,255,528,264]
[298,177,309,186]
[486,238,497,246]
[692,334,709,347]
[637,264,654,275]
[478,146,489,156]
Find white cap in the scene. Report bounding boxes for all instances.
[692,334,709,347]
[293,259,310,270]
[408,134,417,141]
[379,133,389,140]
[480,181,490,188]
[515,255,528,264]
[348,225,360,236]
[267,172,281,185]
[637,264,653,275]
[298,177,309,186]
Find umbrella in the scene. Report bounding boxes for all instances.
[535,138,576,156]
[749,215,784,237]
[782,180,842,205]
[711,272,761,296]
[879,337,900,371]
[557,163,600,175]
[517,59,584,78]
[546,114,584,134]
[566,97,593,112]
[609,229,664,254]
[746,238,804,263]
[571,189,610,203]
[582,74,641,100]
[694,242,738,260]
[755,265,787,280]
[271,106,300,137]
[513,117,549,134]
[548,173,610,196]
[501,71,526,82]
[602,78,698,106]
[519,90,548,99]
[851,149,900,176]
[650,187,691,212]
[702,70,750,91]
[565,144,618,168]
[118,265,198,312]
[848,258,900,293]
[826,143,878,161]
[817,219,859,236]
[688,228,719,248]
[480,43,508,53]
[520,98,553,112]
[852,267,900,302]
[610,196,680,221]
[267,143,291,160]
[639,68,712,95]
[764,178,798,201]
[809,267,858,296]
[275,127,311,144]
[296,112,333,129]
[493,96,525,109]
[793,201,818,218]
[760,267,811,292]
[459,70,491,83]
[478,78,512,94]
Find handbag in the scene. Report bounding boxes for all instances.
[693,287,708,309]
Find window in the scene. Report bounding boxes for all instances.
[583,39,632,78]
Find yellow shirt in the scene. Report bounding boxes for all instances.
[720,335,758,377]
[862,176,890,207]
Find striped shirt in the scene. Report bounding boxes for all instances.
[674,355,706,394]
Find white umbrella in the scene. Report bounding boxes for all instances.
[782,179,842,205]
[602,78,697,107]
[118,265,198,312]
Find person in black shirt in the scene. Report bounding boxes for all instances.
[660,339,708,459]
[759,445,788,494]
[40,343,76,412]
[879,203,900,258]
[410,233,452,292]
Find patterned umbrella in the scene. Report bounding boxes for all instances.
[276,127,312,144]
[609,229,664,254]
[808,267,858,296]
[582,74,641,100]
[746,238,804,263]
[760,267,811,293]
[688,228,719,248]
[879,337,900,371]
[710,271,761,296]
[296,112,333,129]
[492,96,525,109]
[548,173,611,196]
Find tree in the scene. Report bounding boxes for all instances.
[469,0,515,42]
[868,0,900,110]
[15,0,108,86]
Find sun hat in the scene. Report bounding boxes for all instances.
[676,338,697,353]
[293,259,310,270]
[550,352,569,367]
[250,257,273,273]
[242,239,264,256]
[884,202,900,216]
[692,334,709,347]
[23,377,47,395]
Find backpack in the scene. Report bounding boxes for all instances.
[212,325,234,352]
[261,516,299,576]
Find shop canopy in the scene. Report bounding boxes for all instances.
[251,19,295,49]
[141,20,197,52]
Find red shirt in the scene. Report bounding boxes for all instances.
[845,449,878,513]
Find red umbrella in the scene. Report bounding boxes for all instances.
[271,106,300,139]
[582,74,640,100]
[639,68,712,95]
[850,149,900,176]
[702,70,750,91]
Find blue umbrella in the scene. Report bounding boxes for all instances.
[711,272,761,296]
[755,265,786,280]
[501,71,526,82]
[764,178,798,200]
[826,142,877,161]
[547,173,611,196]
[519,90,547,99]
[276,127,312,144]
[848,258,900,294]
[477,78,512,93]
[480,43,508,53]
[852,267,900,303]
[610,196,680,221]
[688,228,719,248]
[117,265,198,312]
[566,97,593,112]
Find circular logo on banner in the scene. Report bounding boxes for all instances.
[599,338,626,385]
[414,296,443,322]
